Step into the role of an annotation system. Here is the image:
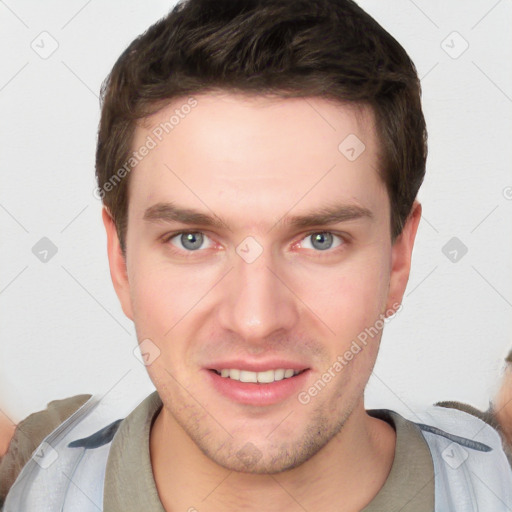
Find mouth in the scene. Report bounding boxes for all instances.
[209,368,307,383]
[205,366,311,406]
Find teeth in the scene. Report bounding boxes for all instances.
[257,370,275,383]
[240,370,258,383]
[216,368,302,383]
[274,369,285,380]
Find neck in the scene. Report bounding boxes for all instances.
[150,401,396,512]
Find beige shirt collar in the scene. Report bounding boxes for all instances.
[103,391,434,512]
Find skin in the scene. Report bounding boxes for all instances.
[0,414,16,458]
[103,92,422,512]
[495,365,512,448]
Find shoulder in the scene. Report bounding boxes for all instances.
[1,390,157,511]
[434,400,512,466]
[434,400,500,429]
[0,394,92,506]
[409,403,506,459]
[405,404,512,511]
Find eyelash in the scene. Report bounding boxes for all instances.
[161,230,349,257]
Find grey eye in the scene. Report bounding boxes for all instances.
[310,232,334,251]
[301,232,343,252]
[174,232,205,251]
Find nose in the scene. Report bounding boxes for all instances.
[217,241,299,345]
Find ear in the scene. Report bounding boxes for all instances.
[102,207,134,321]
[386,201,422,313]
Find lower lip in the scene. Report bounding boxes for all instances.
[205,369,311,406]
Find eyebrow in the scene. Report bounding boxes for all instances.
[143,201,373,231]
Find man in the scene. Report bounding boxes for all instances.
[1,0,511,510]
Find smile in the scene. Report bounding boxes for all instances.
[211,368,305,383]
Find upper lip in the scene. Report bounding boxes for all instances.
[206,359,310,372]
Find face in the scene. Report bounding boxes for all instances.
[104,92,420,473]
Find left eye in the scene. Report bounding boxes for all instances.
[300,232,344,251]
[168,232,213,251]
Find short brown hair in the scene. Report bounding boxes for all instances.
[95,0,427,254]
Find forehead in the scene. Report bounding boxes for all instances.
[128,92,387,229]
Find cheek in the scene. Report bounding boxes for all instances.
[128,251,211,338]
[128,260,209,388]
[130,268,168,336]
[292,251,390,339]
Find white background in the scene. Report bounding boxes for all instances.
[1,0,511,423]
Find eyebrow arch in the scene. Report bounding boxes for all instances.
[143,202,227,229]
[280,203,373,229]
[143,201,373,231]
